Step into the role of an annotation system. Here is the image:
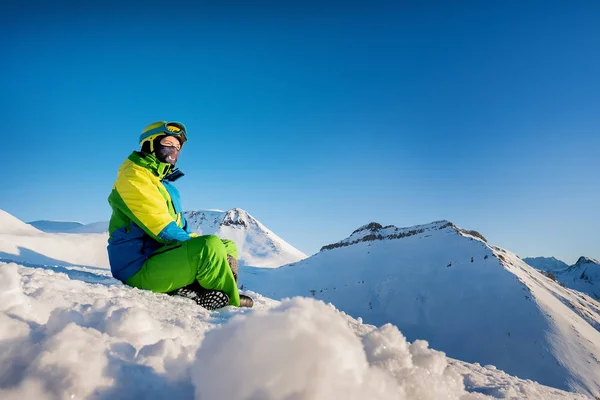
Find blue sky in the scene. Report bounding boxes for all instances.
[1,1,598,263]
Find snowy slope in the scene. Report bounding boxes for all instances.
[244,221,600,397]
[0,210,42,235]
[0,210,109,269]
[0,260,589,400]
[184,208,307,268]
[524,256,570,272]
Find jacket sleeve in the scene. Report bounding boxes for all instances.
[114,164,193,244]
[181,214,198,236]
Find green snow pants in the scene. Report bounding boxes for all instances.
[126,235,241,306]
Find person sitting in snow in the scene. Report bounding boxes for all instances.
[106,121,253,310]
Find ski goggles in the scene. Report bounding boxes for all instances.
[140,121,188,146]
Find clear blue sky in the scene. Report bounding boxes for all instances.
[1,1,598,264]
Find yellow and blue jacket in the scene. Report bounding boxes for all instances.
[107,151,195,282]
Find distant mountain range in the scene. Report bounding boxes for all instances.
[524,256,600,300]
[27,220,109,234]
[523,256,570,272]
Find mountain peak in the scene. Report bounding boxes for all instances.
[575,256,600,267]
[184,208,307,268]
[322,220,459,252]
[221,208,252,228]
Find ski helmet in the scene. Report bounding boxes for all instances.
[139,121,188,151]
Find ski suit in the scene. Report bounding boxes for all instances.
[106,151,240,306]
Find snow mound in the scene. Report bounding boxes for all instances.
[185,208,307,268]
[0,210,42,235]
[192,297,472,400]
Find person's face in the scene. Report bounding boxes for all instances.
[159,135,182,151]
[155,135,182,166]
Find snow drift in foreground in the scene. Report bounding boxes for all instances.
[185,208,307,268]
[0,262,587,400]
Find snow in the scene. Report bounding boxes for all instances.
[559,257,600,300]
[185,208,307,268]
[0,209,595,399]
[0,210,109,269]
[525,256,600,300]
[245,221,600,397]
[0,209,42,235]
[0,261,588,400]
[192,298,474,400]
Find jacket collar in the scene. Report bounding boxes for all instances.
[128,151,184,181]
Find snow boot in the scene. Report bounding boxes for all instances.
[169,281,229,310]
[227,255,238,283]
[239,294,254,308]
[195,290,230,310]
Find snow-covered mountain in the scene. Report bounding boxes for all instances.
[69,221,109,233]
[524,256,569,272]
[27,219,109,234]
[184,208,307,268]
[559,257,600,300]
[525,256,600,300]
[244,220,600,398]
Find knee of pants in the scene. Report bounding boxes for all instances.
[192,234,227,256]
[221,238,239,259]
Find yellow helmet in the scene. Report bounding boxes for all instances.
[139,121,188,149]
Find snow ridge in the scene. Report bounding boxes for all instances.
[321,220,455,251]
[321,220,488,251]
